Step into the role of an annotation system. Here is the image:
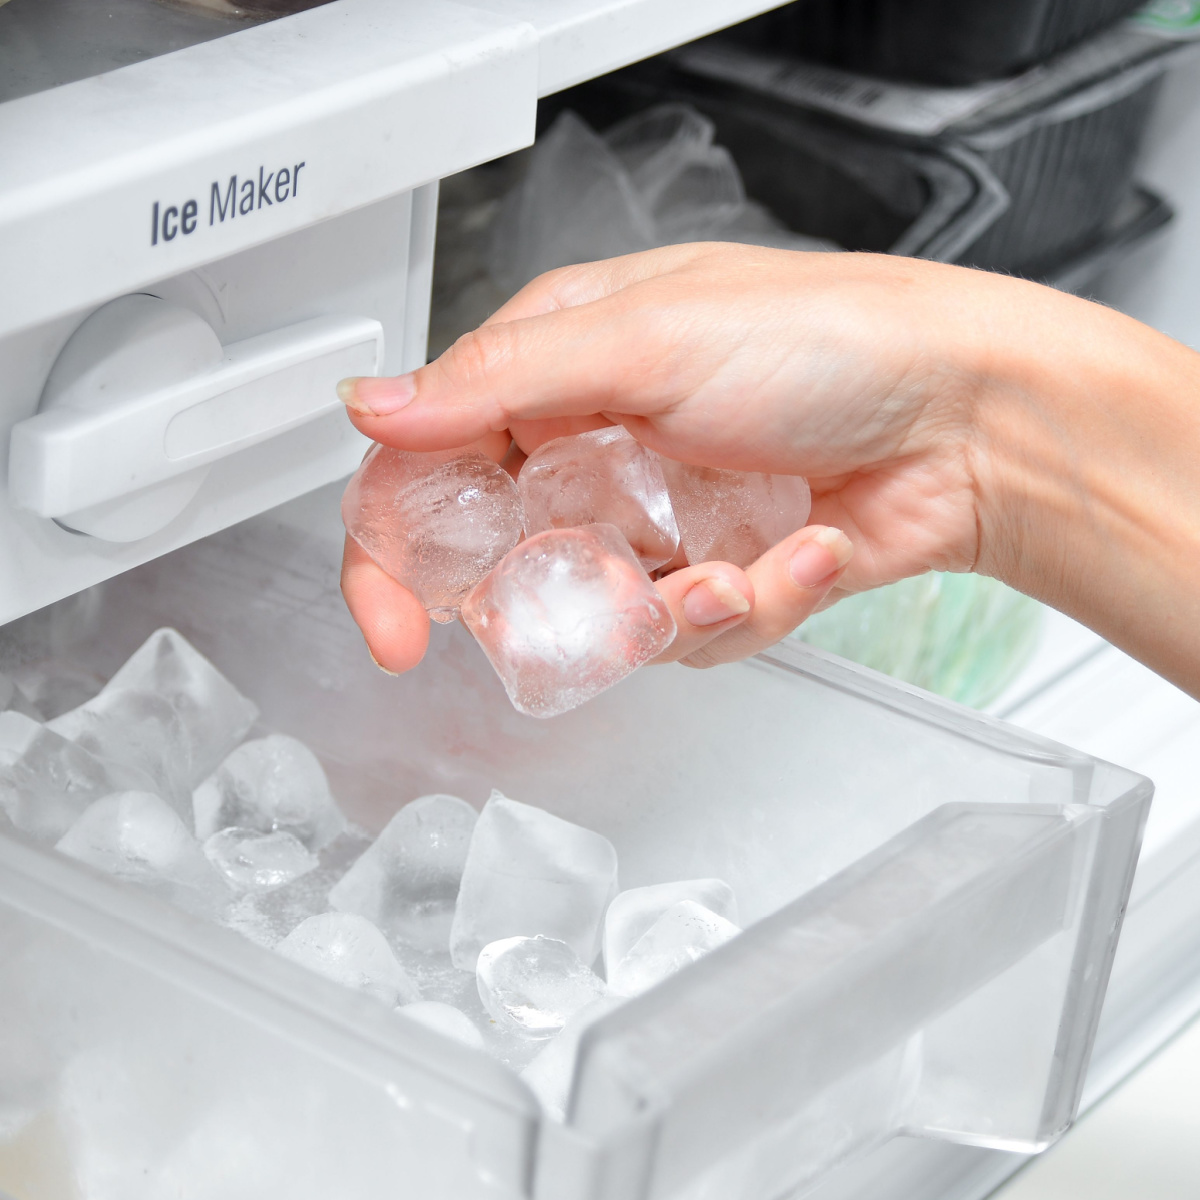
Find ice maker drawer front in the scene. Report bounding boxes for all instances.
[557,802,1108,1200]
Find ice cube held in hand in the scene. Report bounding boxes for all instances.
[604,879,738,973]
[203,827,317,892]
[49,689,194,821]
[518,427,680,571]
[342,445,525,623]
[450,791,618,969]
[477,936,606,1037]
[460,525,676,719]
[520,996,623,1121]
[399,1000,485,1049]
[608,900,740,997]
[56,791,224,901]
[658,459,811,568]
[276,912,420,1006]
[328,793,476,951]
[0,712,156,841]
[193,735,344,850]
[104,628,259,783]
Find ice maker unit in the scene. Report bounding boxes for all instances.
[0,3,1156,1200]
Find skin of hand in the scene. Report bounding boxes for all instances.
[339,242,1200,698]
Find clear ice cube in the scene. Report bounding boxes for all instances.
[658,458,812,568]
[518,427,680,571]
[55,791,227,908]
[607,899,740,997]
[0,711,156,842]
[0,671,41,720]
[520,996,623,1121]
[603,878,738,973]
[275,912,420,1006]
[10,659,104,721]
[49,689,194,821]
[398,1000,485,1049]
[460,524,676,719]
[476,935,606,1037]
[104,628,259,782]
[449,790,618,969]
[328,793,477,952]
[192,734,344,851]
[342,445,525,623]
[203,827,318,892]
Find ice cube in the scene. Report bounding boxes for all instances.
[55,791,226,908]
[658,458,811,568]
[603,878,738,973]
[520,996,623,1121]
[192,734,344,850]
[398,1000,485,1049]
[10,659,104,721]
[275,912,420,1006]
[0,711,156,842]
[477,935,606,1037]
[49,689,194,821]
[488,111,655,294]
[328,793,476,951]
[608,900,740,997]
[450,791,618,969]
[203,827,317,892]
[518,427,680,571]
[342,445,525,623]
[460,524,676,719]
[103,628,259,782]
[0,671,41,720]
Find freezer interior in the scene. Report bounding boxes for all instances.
[0,486,1150,1200]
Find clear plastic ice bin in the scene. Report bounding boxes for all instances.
[0,493,1150,1200]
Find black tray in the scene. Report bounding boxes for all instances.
[728,0,1147,86]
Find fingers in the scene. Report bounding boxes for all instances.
[649,563,756,664]
[678,526,854,669]
[340,537,430,674]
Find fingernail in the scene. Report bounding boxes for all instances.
[682,576,752,627]
[337,374,417,416]
[788,528,854,589]
[367,647,400,677]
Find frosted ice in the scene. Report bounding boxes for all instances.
[342,445,525,622]
[520,996,622,1121]
[518,427,680,571]
[193,735,344,851]
[476,936,606,1037]
[399,1000,485,1049]
[608,900,740,997]
[488,111,655,293]
[55,791,227,908]
[0,711,156,842]
[104,628,259,783]
[49,688,194,820]
[604,878,738,973]
[460,524,676,719]
[328,793,476,952]
[658,458,812,568]
[276,912,420,1006]
[449,791,619,969]
[203,827,318,892]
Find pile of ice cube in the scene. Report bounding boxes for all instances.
[343,427,811,718]
[0,631,742,1122]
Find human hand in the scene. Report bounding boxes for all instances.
[338,237,1200,699]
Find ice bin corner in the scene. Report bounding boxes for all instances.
[0,491,1150,1200]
